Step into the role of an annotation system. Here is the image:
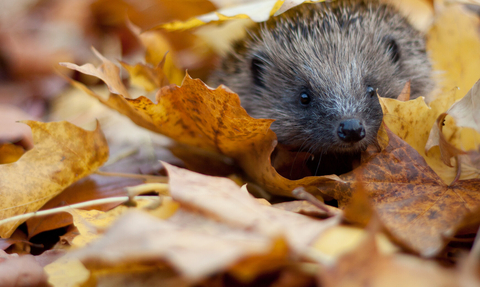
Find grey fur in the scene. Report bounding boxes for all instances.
[209,0,433,157]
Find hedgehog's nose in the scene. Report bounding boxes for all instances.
[337,119,366,143]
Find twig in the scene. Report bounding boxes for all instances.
[292,187,339,217]
[0,195,159,226]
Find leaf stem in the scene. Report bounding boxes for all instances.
[0,196,159,227]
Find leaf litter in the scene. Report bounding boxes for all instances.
[1,0,480,286]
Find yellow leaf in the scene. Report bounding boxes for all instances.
[427,3,480,100]
[127,21,184,85]
[44,256,90,287]
[156,0,284,31]
[67,197,179,248]
[0,143,25,164]
[0,121,108,238]
[379,93,459,184]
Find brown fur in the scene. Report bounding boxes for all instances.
[209,0,433,164]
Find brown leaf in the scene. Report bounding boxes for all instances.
[73,210,287,281]
[396,80,411,101]
[60,48,131,98]
[272,200,339,219]
[427,113,466,167]
[0,253,49,287]
[0,121,109,238]
[163,163,341,254]
[0,104,35,150]
[321,127,480,256]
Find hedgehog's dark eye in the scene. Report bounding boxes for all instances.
[383,36,400,63]
[367,86,376,97]
[300,92,311,105]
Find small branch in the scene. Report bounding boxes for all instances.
[95,171,168,183]
[0,195,159,226]
[292,187,339,217]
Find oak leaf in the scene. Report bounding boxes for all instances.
[0,121,109,238]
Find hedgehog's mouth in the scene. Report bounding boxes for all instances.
[325,139,371,154]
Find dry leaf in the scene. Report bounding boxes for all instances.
[157,0,284,31]
[0,143,25,164]
[274,0,325,15]
[427,3,480,100]
[380,91,459,183]
[0,121,108,238]
[72,210,286,280]
[0,253,49,287]
[163,163,341,254]
[60,48,131,99]
[425,80,480,171]
[320,127,480,256]
[446,79,480,133]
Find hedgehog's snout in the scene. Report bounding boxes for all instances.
[337,119,366,143]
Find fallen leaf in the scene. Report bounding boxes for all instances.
[67,197,179,248]
[60,48,131,98]
[446,79,480,133]
[426,113,465,167]
[312,225,399,263]
[126,21,184,85]
[0,121,109,238]
[274,0,325,15]
[72,210,287,280]
[427,2,480,100]
[157,0,284,31]
[272,200,339,218]
[320,127,480,256]
[0,143,25,164]
[424,80,480,171]
[44,255,90,287]
[0,253,49,287]
[120,61,169,92]
[380,91,457,183]
[163,163,341,255]
[396,81,411,101]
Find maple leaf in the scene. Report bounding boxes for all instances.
[61,51,343,197]
[320,127,480,256]
[0,121,109,238]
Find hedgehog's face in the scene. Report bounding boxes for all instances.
[246,35,402,156]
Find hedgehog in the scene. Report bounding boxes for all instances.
[209,0,433,175]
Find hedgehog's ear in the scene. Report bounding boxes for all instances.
[251,53,267,88]
[383,36,400,63]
